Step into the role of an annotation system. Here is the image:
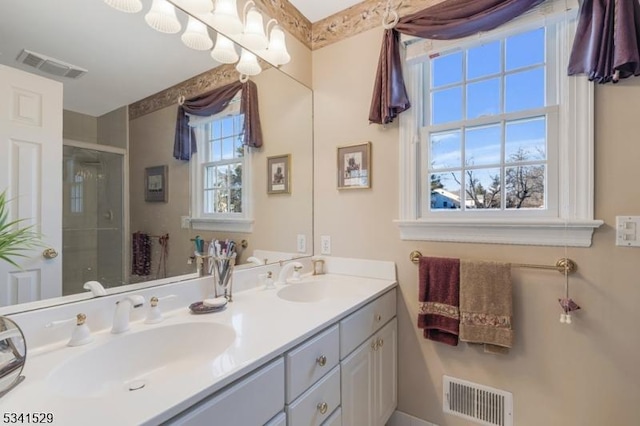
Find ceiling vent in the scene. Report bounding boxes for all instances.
[16,49,87,79]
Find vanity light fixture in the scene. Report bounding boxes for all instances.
[145,0,182,34]
[211,33,239,64]
[262,20,290,66]
[241,2,268,51]
[103,0,143,13]
[235,48,261,77]
[211,0,243,35]
[182,16,214,50]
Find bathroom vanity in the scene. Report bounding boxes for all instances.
[1,258,397,426]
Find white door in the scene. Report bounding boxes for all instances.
[374,318,398,426]
[341,339,375,426]
[0,64,63,306]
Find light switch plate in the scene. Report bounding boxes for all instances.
[320,235,331,255]
[616,216,640,247]
[296,234,306,253]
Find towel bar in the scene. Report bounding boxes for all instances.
[409,250,577,275]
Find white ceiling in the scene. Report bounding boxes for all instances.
[288,0,363,23]
[0,0,359,117]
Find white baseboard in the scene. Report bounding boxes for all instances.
[387,410,438,426]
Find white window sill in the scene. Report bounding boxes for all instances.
[190,218,254,233]
[395,218,604,247]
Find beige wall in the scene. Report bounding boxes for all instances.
[313,27,640,425]
[63,110,97,143]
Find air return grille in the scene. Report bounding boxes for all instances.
[443,376,513,426]
[16,49,87,79]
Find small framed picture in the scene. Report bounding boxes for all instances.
[267,154,291,194]
[145,165,168,202]
[337,142,371,189]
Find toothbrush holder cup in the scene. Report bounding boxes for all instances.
[212,255,236,302]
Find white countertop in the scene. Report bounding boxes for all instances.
[1,273,396,425]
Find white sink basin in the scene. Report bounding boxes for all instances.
[47,322,235,398]
[277,281,333,303]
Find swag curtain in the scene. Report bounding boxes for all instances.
[174,80,263,160]
[568,0,640,84]
[369,0,546,125]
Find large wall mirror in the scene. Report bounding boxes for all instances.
[0,0,313,314]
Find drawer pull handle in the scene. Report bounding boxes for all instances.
[371,340,378,351]
[375,314,382,322]
[377,337,384,348]
[317,402,328,414]
[316,355,327,367]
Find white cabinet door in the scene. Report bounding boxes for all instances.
[341,317,397,426]
[340,337,375,426]
[0,64,63,306]
[374,318,397,425]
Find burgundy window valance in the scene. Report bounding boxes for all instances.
[568,0,640,84]
[174,80,263,161]
[369,0,546,125]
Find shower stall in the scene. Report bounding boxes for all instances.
[62,143,125,295]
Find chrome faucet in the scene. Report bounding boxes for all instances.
[276,261,304,285]
[111,295,145,334]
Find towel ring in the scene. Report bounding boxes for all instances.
[177,95,185,106]
[239,73,249,83]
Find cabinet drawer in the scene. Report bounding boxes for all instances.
[266,412,287,426]
[322,407,342,426]
[166,357,284,426]
[286,324,339,403]
[287,365,341,426]
[340,289,396,359]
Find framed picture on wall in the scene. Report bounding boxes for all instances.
[145,165,168,202]
[337,142,371,189]
[267,154,291,194]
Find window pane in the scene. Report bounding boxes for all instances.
[432,51,463,88]
[467,41,501,80]
[432,87,463,125]
[204,166,216,189]
[204,189,214,213]
[506,28,545,71]
[430,130,461,170]
[467,78,501,119]
[465,124,501,167]
[211,121,222,139]
[222,137,235,160]
[505,67,545,112]
[430,171,461,210]
[230,189,242,213]
[221,117,234,137]
[506,164,545,209]
[506,117,546,162]
[465,168,501,209]
[210,140,222,162]
[229,163,242,188]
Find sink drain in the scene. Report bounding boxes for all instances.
[128,380,146,391]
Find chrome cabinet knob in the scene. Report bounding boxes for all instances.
[316,355,327,367]
[43,248,58,259]
[317,402,328,415]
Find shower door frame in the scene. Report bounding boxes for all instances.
[63,139,129,290]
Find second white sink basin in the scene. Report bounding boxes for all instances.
[276,281,334,303]
[47,322,235,398]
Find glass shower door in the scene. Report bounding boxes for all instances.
[62,145,124,295]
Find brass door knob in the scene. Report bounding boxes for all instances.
[377,338,384,348]
[317,402,328,415]
[43,248,58,259]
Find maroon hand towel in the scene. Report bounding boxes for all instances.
[417,256,460,346]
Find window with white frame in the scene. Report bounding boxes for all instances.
[396,0,602,246]
[190,97,254,232]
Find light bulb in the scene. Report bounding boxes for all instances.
[211,34,239,64]
[182,16,214,50]
[181,0,213,15]
[235,48,261,76]
[145,0,181,34]
[242,7,268,51]
[211,0,243,35]
[104,0,143,13]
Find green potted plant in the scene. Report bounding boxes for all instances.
[0,190,40,267]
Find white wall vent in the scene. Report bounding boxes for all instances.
[443,376,513,426]
[16,49,87,79]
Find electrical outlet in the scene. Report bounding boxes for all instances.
[320,235,331,255]
[297,234,306,253]
[181,216,191,229]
